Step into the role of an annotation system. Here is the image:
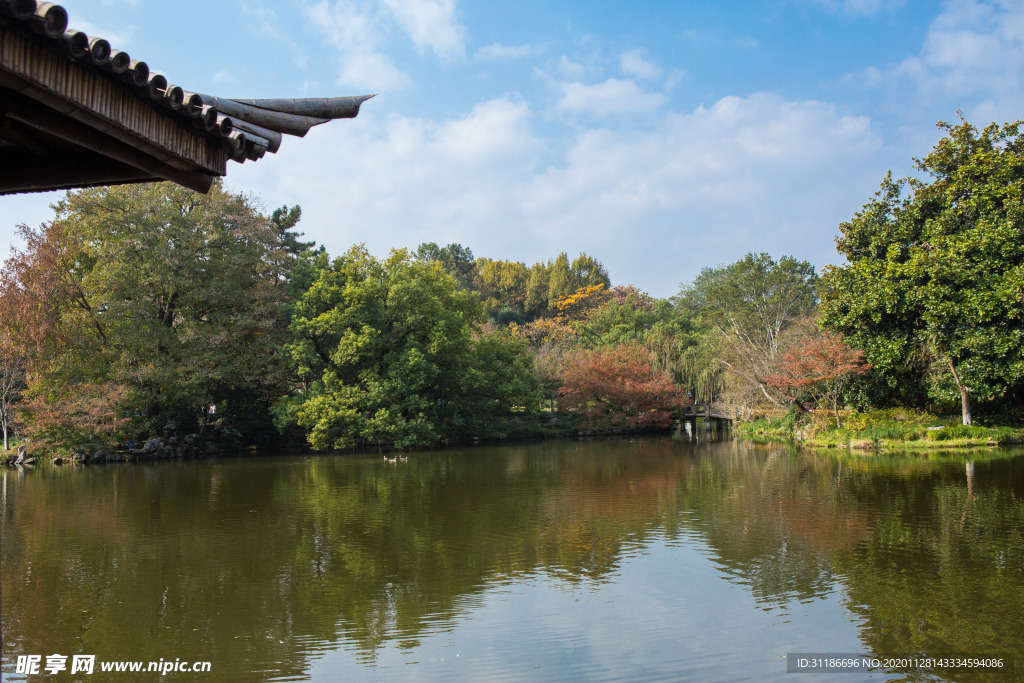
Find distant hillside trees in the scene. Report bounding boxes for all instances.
[414,242,477,291]
[414,242,611,322]
[476,258,530,323]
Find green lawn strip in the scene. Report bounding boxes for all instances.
[734,412,1023,450]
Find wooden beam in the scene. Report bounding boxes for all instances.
[0,147,157,193]
[0,114,55,157]
[0,89,213,193]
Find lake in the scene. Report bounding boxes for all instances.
[2,435,1023,682]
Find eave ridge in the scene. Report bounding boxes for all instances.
[232,95,376,120]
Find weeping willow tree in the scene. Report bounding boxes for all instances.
[675,253,819,416]
[643,329,724,409]
[677,345,726,407]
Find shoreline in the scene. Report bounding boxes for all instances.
[9,415,1022,467]
[1,415,698,467]
[735,415,1024,452]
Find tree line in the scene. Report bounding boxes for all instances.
[677,118,1024,429]
[1,117,1021,457]
[0,183,694,455]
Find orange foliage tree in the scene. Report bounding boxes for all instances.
[764,331,871,428]
[558,344,691,432]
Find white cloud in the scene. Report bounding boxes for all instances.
[433,98,535,160]
[243,5,291,44]
[305,0,464,89]
[307,0,375,51]
[619,49,663,80]
[66,18,135,48]
[306,0,410,90]
[864,0,1024,123]
[555,78,668,118]
[339,52,411,90]
[664,69,684,92]
[213,68,235,84]
[230,97,538,268]
[557,55,586,80]
[379,0,465,61]
[231,92,883,295]
[475,43,544,61]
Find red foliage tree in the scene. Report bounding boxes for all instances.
[19,383,131,452]
[0,223,84,355]
[765,332,871,428]
[609,284,654,312]
[558,344,691,432]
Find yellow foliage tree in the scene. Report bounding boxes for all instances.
[552,284,609,323]
[509,318,577,347]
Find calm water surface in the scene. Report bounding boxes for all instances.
[2,436,1023,682]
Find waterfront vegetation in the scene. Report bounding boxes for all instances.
[736,408,1024,450]
[2,118,1024,461]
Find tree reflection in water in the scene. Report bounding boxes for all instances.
[2,439,1022,682]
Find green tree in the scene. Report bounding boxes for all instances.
[414,242,478,291]
[476,258,530,319]
[547,252,611,304]
[270,205,316,255]
[820,120,1024,424]
[570,252,611,289]
[678,253,818,409]
[525,261,552,320]
[547,252,575,302]
[283,246,540,449]
[0,182,292,448]
[577,286,690,348]
[675,341,726,408]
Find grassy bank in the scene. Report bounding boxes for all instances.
[735,408,1024,450]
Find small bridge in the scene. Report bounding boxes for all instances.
[680,406,732,434]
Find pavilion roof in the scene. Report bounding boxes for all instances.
[0,0,373,194]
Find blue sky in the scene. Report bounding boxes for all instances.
[3,0,1022,296]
